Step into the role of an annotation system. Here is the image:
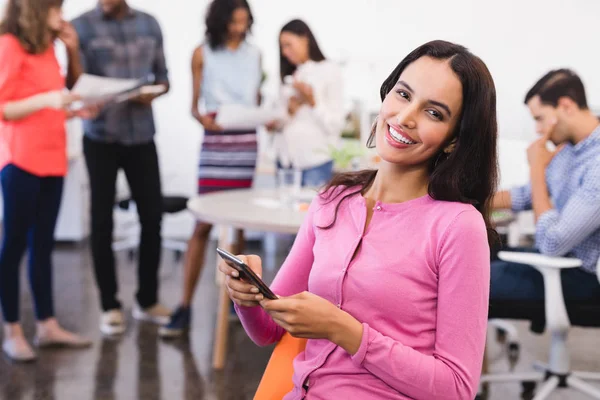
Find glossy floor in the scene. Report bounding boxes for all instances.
[0,239,597,399]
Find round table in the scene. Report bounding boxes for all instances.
[187,188,310,369]
[187,188,309,235]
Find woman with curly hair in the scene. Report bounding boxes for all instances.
[0,0,93,361]
[159,0,262,338]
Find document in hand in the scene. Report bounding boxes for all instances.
[214,104,285,130]
[70,74,167,110]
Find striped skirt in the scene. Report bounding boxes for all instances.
[197,129,258,195]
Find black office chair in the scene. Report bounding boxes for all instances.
[113,195,189,262]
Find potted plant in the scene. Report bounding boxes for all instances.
[328,140,365,172]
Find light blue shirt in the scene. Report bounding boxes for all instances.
[511,124,600,273]
[201,41,261,113]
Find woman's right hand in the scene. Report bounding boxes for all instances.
[219,254,265,307]
[287,96,303,116]
[193,111,223,131]
[265,120,281,132]
[43,91,81,110]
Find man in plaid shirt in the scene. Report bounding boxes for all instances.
[490,69,600,327]
[68,0,171,336]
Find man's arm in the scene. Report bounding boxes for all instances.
[151,16,169,93]
[530,166,554,221]
[534,163,600,256]
[492,190,511,210]
[526,132,564,222]
[133,16,169,106]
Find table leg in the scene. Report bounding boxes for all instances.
[212,227,244,370]
[480,346,490,398]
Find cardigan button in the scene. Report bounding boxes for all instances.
[376,205,382,211]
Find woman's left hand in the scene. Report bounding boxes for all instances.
[292,81,315,107]
[58,21,80,52]
[261,292,364,356]
[261,292,339,339]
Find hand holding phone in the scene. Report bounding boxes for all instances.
[217,249,277,306]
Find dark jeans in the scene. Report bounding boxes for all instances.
[0,164,63,323]
[489,247,600,332]
[83,136,162,311]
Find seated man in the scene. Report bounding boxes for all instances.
[491,69,600,329]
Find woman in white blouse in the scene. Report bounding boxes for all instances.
[268,19,345,187]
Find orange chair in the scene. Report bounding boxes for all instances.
[254,333,307,400]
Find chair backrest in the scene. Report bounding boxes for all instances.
[254,333,307,400]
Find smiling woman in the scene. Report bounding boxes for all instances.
[223,40,498,400]
[321,40,499,236]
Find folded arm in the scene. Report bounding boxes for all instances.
[535,163,600,256]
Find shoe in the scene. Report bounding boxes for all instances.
[100,309,126,336]
[132,303,170,325]
[159,306,191,338]
[35,334,92,348]
[2,338,36,362]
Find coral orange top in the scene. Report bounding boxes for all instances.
[0,34,67,177]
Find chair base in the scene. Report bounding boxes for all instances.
[480,365,600,399]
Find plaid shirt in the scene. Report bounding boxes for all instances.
[511,124,600,273]
[72,5,169,145]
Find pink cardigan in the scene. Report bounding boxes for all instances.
[237,187,490,399]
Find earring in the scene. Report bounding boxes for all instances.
[366,117,378,148]
[443,141,456,154]
[371,117,378,130]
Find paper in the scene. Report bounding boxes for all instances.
[70,74,166,110]
[215,104,284,130]
[72,74,142,99]
[113,84,168,103]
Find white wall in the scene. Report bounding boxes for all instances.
[61,0,599,195]
[5,0,600,196]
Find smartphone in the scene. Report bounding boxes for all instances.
[216,248,277,300]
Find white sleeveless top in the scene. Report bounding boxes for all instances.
[201,40,261,113]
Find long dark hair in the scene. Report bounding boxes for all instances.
[279,19,325,82]
[0,0,64,54]
[205,0,253,49]
[321,40,499,245]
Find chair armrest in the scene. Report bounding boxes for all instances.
[498,251,581,333]
[498,251,582,269]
